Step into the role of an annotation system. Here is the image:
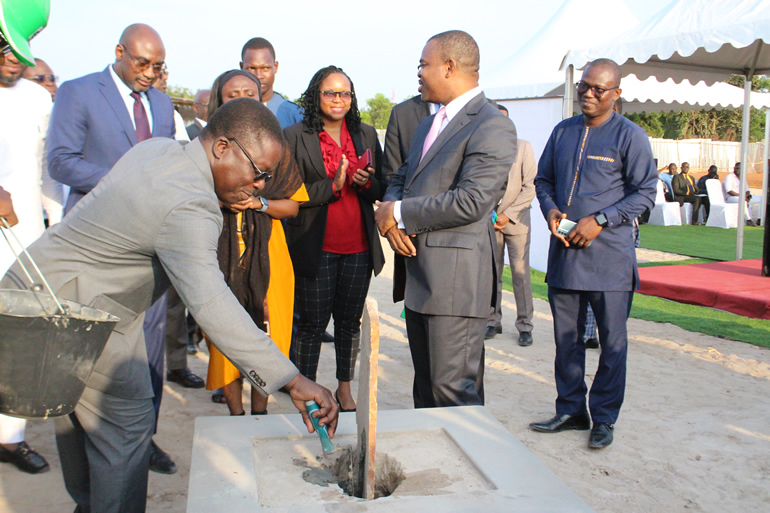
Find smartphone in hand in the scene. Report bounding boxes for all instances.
[359,149,372,170]
[556,218,576,237]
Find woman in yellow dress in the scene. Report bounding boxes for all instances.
[204,69,308,415]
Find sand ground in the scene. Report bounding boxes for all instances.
[2,244,769,512]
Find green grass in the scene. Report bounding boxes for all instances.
[639,224,765,261]
[501,267,770,348]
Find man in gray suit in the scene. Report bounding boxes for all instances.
[375,30,517,408]
[486,104,537,347]
[2,99,338,513]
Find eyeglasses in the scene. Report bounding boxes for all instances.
[160,65,169,78]
[229,138,272,183]
[575,81,619,99]
[28,74,58,84]
[120,44,165,74]
[320,90,353,101]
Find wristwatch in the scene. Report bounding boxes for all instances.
[594,212,608,227]
[255,197,269,212]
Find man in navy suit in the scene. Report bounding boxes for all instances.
[48,23,175,212]
[531,59,657,449]
[46,23,182,474]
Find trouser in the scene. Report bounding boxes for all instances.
[55,386,155,513]
[405,308,486,408]
[548,287,633,424]
[143,295,168,433]
[488,230,534,333]
[294,251,371,382]
[674,194,703,223]
[164,285,189,371]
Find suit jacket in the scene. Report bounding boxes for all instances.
[47,66,176,213]
[2,138,298,399]
[672,172,698,196]
[497,139,537,236]
[382,96,432,182]
[284,121,386,278]
[383,92,517,318]
[186,119,204,140]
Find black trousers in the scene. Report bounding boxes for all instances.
[294,251,371,382]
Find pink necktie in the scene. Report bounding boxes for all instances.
[420,106,446,162]
[130,91,151,142]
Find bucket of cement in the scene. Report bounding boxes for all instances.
[0,289,119,419]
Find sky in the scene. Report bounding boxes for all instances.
[28,0,674,105]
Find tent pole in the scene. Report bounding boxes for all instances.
[762,108,770,276]
[736,78,751,261]
[563,65,574,120]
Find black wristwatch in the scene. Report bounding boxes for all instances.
[595,212,608,227]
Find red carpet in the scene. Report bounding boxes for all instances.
[638,259,770,319]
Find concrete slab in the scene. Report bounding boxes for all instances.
[187,406,596,512]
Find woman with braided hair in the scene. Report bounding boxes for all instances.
[284,66,385,412]
[204,69,309,415]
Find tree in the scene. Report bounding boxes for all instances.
[166,85,194,99]
[360,93,394,130]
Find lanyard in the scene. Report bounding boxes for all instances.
[567,126,590,207]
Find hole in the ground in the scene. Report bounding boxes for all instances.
[301,445,405,499]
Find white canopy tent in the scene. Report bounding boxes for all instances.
[562,0,770,260]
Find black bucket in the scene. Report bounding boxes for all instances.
[0,289,119,419]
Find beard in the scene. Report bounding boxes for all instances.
[0,73,21,87]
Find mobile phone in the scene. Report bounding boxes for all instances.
[359,149,372,170]
[556,218,576,237]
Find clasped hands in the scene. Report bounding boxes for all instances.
[547,209,602,248]
[374,200,416,257]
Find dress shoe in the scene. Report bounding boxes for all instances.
[166,368,204,388]
[518,331,533,346]
[149,441,177,474]
[335,390,356,412]
[747,219,757,227]
[186,340,198,355]
[0,441,50,474]
[484,326,502,340]
[588,422,614,449]
[529,413,591,433]
[584,337,600,349]
[321,331,334,343]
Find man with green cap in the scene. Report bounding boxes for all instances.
[0,0,55,476]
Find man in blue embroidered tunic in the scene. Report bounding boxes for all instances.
[530,58,657,449]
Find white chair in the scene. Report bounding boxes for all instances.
[648,180,682,226]
[705,179,739,229]
[680,202,706,225]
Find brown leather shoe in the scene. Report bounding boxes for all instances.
[0,441,50,474]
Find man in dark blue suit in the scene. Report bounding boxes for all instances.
[46,24,182,476]
[531,59,657,449]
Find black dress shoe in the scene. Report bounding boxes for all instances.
[518,331,533,346]
[529,413,591,433]
[0,441,50,474]
[321,331,334,343]
[584,337,600,349]
[484,326,502,340]
[167,368,205,388]
[589,422,614,449]
[149,441,177,474]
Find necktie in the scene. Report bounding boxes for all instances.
[686,175,695,194]
[130,91,151,142]
[420,106,447,162]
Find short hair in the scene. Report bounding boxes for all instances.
[681,161,689,167]
[668,163,677,171]
[201,97,282,150]
[427,30,480,73]
[241,37,275,61]
[586,58,621,87]
[497,103,509,115]
[708,165,718,174]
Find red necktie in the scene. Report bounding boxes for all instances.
[130,91,151,142]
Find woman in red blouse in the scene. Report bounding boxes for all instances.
[284,66,385,412]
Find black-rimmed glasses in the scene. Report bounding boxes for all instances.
[320,90,353,101]
[28,74,58,84]
[575,80,619,99]
[229,138,272,183]
[120,44,165,75]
